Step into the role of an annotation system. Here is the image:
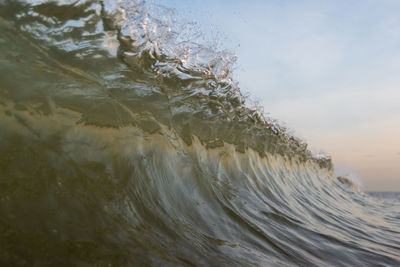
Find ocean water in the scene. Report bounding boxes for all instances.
[0,1,399,266]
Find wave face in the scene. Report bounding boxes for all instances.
[0,1,399,266]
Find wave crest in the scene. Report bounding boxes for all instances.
[1,1,399,266]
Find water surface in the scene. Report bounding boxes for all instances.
[0,1,399,266]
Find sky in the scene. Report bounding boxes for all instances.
[160,0,400,191]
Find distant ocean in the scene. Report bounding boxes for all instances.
[368,192,400,202]
[0,1,399,266]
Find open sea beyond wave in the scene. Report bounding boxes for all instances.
[0,0,399,266]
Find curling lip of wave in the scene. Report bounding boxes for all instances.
[101,0,333,168]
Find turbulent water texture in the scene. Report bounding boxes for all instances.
[0,1,399,266]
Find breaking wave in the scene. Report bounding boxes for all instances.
[0,1,399,266]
